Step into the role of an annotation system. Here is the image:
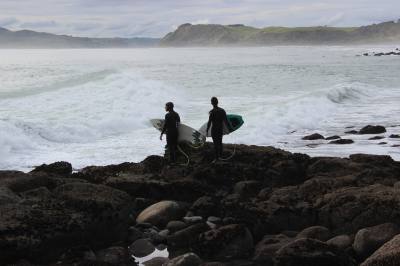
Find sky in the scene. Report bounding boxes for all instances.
[0,0,399,38]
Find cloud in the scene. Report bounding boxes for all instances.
[0,17,19,27]
[0,0,398,37]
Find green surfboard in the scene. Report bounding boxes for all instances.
[199,114,244,137]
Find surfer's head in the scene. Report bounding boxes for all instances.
[211,97,218,107]
[165,102,174,111]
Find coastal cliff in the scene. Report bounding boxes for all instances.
[2,143,400,265]
[160,20,400,46]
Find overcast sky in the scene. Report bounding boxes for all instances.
[0,0,399,38]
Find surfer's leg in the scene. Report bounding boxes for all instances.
[167,133,177,163]
[211,134,219,160]
[219,135,223,157]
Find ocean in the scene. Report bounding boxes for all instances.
[0,46,399,171]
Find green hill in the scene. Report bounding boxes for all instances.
[160,20,400,46]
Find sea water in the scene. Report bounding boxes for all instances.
[0,47,399,171]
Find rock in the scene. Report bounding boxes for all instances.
[296,226,331,241]
[197,224,254,261]
[129,239,155,258]
[302,133,325,140]
[183,216,203,224]
[0,187,21,204]
[136,201,187,228]
[361,234,400,266]
[166,252,202,266]
[329,139,354,144]
[190,196,220,217]
[378,142,387,145]
[345,130,358,134]
[369,136,385,140]
[353,223,400,259]
[167,221,188,233]
[207,216,222,224]
[144,257,169,266]
[326,135,341,140]
[127,226,144,243]
[389,134,400,138]
[167,223,210,249]
[233,181,261,198]
[31,161,72,176]
[275,238,355,266]
[158,229,170,238]
[96,246,130,265]
[253,234,293,265]
[359,125,386,134]
[326,235,353,250]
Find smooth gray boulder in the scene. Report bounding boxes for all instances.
[136,201,187,228]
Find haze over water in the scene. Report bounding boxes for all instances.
[1,46,400,171]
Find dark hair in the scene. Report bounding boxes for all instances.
[211,97,218,105]
[166,102,174,110]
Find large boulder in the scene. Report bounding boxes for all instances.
[359,125,386,135]
[353,223,400,259]
[274,238,355,266]
[96,246,131,265]
[197,224,254,261]
[302,133,324,140]
[136,201,187,228]
[361,234,400,266]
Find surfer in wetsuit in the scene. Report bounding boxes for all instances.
[160,102,180,163]
[206,97,232,162]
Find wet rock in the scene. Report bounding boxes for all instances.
[275,238,355,266]
[167,221,188,233]
[369,136,385,140]
[360,234,400,266]
[166,252,202,266]
[296,226,331,241]
[326,135,341,140]
[345,130,358,134]
[353,223,400,259]
[96,246,130,265]
[129,239,155,258]
[326,235,353,250]
[302,133,325,140]
[359,125,386,135]
[197,224,254,261]
[389,134,400,138]
[136,201,187,228]
[31,161,72,176]
[329,139,354,144]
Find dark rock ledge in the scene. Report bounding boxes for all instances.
[1,143,400,265]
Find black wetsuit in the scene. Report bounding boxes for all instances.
[207,107,230,160]
[162,111,180,162]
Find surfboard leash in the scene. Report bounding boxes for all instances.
[177,144,190,166]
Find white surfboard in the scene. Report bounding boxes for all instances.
[150,119,206,147]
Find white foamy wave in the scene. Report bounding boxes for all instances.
[234,82,375,145]
[0,70,185,168]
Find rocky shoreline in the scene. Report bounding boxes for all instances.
[2,143,400,265]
